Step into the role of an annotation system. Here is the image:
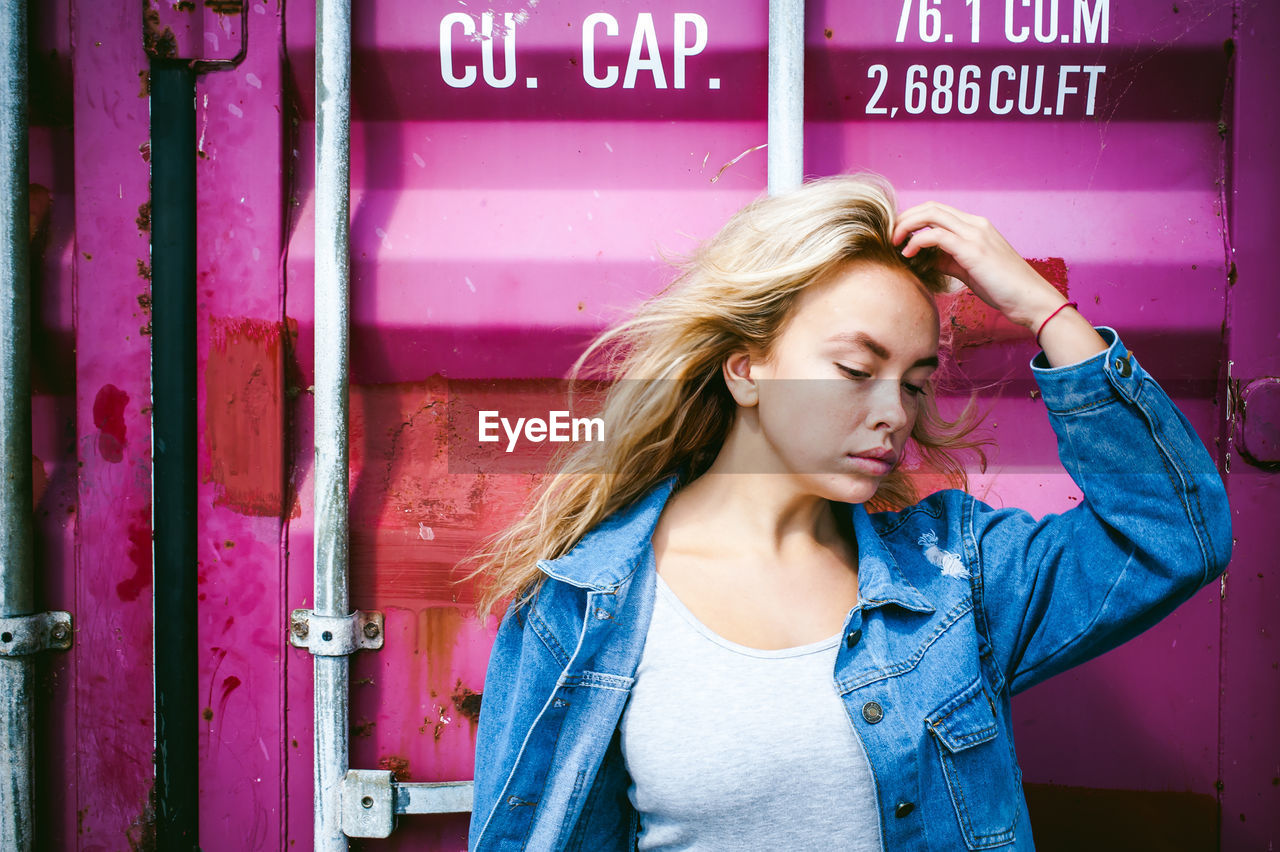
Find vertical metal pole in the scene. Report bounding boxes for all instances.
[767,0,805,194]
[0,1,32,849]
[150,61,199,850]
[314,1,352,849]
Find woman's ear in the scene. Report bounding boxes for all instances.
[723,348,761,407]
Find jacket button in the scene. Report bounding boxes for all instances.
[895,801,915,818]
[1113,355,1132,377]
[861,702,883,724]
[845,629,862,649]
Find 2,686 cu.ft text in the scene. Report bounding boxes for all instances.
[865,63,1106,118]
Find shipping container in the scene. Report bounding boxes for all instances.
[15,0,1280,849]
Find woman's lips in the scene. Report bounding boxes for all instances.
[846,454,893,475]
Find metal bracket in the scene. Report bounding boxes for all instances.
[288,609,383,656]
[341,770,394,838]
[340,770,474,838]
[0,611,73,657]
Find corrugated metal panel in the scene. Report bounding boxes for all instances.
[276,2,1238,848]
[23,0,1279,848]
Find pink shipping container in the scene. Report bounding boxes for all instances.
[14,0,1280,849]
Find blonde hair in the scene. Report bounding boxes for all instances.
[457,173,989,625]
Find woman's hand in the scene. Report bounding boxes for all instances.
[891,200,1067,331]
[891,200,1108,367]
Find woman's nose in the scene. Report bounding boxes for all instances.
[869,380,910,432]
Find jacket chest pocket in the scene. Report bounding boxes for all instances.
[926,677,1022,849]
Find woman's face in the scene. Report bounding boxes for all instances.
[729,260,940,505]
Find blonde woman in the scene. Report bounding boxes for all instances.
[462,175,1232,851]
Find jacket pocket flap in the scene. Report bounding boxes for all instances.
[927,677,998,753]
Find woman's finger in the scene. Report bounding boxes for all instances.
[899,222,963,260]
[896,200,985,229]
[892,202,981,246]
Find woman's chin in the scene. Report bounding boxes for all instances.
[813,472,882,505]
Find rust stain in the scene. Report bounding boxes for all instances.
[205,317,287,517]
[117,515,153,602]
[93,383,129,463]
[125,783,157,852]
[205,0,243,13]
[142,4,177,60]
[138,69,150,98]
[352,720,376,737]
[137,259,151,281]
[420,607,464,690]
[452,680,483,727]
[136,201,151,233]
[377,754,411,782]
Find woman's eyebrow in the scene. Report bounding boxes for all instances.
[826,331,939,368]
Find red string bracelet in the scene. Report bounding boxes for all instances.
[1035,301,1078,347]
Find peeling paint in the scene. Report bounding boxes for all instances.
[452,680,482,727]
[377,755,411,782]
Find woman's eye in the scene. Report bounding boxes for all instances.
[902,382,927,398]
[836,364,870,380]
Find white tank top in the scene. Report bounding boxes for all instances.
[619,572,883,851]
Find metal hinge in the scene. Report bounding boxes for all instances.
[340,770,474,838]
[0,611,73,657]
[288,609,384,656]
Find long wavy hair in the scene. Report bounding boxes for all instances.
[457,173,990,625]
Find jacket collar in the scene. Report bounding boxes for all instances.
[537,473,935,614]
[536,474,681,592]
[848,501,934,613]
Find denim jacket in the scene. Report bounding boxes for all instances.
[468,327,1232,851]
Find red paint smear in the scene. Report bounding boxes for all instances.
[1027,257,1070,294]
[93,384,129,463]
[205,317,285,516]
[938,256,1069,350]
[348,380,545,607]
[118,517,153,602]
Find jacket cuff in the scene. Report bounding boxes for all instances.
[1029,326,1140,414]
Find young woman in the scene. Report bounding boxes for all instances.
[462,175,1232,851]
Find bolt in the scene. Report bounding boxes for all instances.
[363,622,381,640]
[51,623,70,643]
[361,796,374,809]
[292,621,309,640]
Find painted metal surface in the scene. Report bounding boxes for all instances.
[1220,1,1280,848]
[20,0,1280,848]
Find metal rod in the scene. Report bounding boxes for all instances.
[767,0,805,194]
[150,60,200,850]
[0,1,34,847]
[313,0,353,849]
